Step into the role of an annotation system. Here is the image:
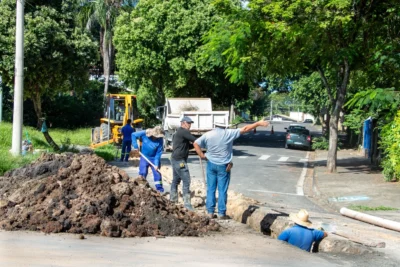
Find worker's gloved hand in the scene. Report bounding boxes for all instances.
[226,162,233,172]
[130,149,140,158]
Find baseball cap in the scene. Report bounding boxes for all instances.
[181,116,194,124]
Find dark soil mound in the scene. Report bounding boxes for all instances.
[0,153,218,237]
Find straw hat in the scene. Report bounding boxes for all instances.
[213,118,231,128]
[146,126,165,138]
[289,209,312,228]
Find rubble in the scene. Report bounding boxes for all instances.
[0,153,219,237]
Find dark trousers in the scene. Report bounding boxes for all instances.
[120,140,132,161]
[171,158,191,195]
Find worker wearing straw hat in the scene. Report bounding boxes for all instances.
[278,209,328,252]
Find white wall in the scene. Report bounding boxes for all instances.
[289,112,315,122]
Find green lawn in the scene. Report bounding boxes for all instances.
[0,122,95,175]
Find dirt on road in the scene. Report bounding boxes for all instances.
[0,153,218,237]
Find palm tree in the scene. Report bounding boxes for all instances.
[78,0,138,99]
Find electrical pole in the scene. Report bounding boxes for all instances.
[270,100,273,121]
[11,0,25,156]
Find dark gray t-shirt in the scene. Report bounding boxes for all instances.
[171,127,197,161]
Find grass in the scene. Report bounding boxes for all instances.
[94,144,119,161]
[0,122,93,175]
[348,205,398,211]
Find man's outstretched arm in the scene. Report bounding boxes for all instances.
[239,120,269,134]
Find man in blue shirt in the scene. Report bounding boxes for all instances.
[120,119,135,162]
[278,209,328,252]
[193,119,269,219]
[131,126,165,193]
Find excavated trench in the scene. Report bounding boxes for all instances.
[0,153,219,237]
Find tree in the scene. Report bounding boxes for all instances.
[77,0,138,100]
[202,0,400,172]
[291,72,329,125]
[113,0,249,119]
[0,0,97,128]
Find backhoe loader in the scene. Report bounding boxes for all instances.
[90,94,143,148]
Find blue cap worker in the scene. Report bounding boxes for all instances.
[120,119,135,162]
[278,209,328,252]
[170,116,197,210]
[131,126,165,193]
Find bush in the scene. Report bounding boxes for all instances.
[312,136,343,150]
[380,111,400,182]
[231,116,245,125]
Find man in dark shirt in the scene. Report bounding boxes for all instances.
[120,119,135,162]
[170,116,197,210]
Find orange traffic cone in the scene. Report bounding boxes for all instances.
[271,126,274,135]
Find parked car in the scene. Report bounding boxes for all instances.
[285,124,306,133]
[303,119,313,123]
[285,128,312,150]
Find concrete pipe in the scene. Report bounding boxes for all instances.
[340,207,400,232]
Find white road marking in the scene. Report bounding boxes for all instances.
[296,152,310,196]
[254,133,260,136]
[258,155,271,160]
[238,156,248,159]
[247,189,302,197]
[278,157,289,162]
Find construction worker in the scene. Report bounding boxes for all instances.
[131,126,165,193]
[170,116,197,210]
[278,209,328,252]
[120,119,135,162]
[193,119,269,219]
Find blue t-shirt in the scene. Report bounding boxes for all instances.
[195,128,241,165]
[131,130,163,166]
[121,124,135,141]
[277,224,325,252]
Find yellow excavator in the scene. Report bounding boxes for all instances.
[90,94,143,148]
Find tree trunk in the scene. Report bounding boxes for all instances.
[327,63,350,173]
[327,111,339,172]
[317,60,350,173]
[32,90,43,129]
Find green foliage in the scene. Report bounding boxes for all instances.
[291,72,329,118]
[347,205,398,211]
[94,145,117,161]
[0,0,97,124]
[312,136,342,151]
[114,0,249,120]
[380,111,400,182]
[231,116,245,125]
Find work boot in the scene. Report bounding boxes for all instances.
[183,194,194,211]
[169,189,178,203]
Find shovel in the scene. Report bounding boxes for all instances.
[139,151,170,179]
[199,157,207,187]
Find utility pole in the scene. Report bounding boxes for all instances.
[270,100,273,121]
[11,0,25,156]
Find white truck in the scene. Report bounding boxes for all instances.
[156,98,229,151]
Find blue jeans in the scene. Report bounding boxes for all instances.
[206,161,231,216]
[139,156,164,192]
[120,140,132,161]
[171,158,191,195]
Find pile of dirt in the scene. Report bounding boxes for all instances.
[0,153,219,237]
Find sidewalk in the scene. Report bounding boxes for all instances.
[309,149,400,260]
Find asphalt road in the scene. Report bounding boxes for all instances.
[161,120,325,213]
